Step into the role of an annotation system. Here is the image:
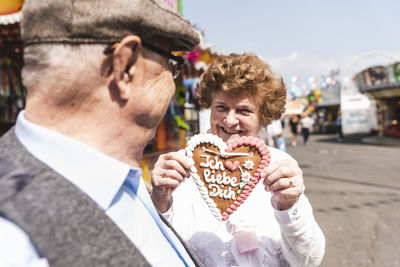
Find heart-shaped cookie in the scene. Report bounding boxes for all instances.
[185,133,270,221]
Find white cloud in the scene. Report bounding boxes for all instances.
[267,52,340,78]
[265,50,400,79]
[287,52,299,61]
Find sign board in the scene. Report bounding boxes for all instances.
[387,62,400,83]
[284,100,304,115]
[341,94,377,134]
[366,87,400,99]
[342,109,371,134]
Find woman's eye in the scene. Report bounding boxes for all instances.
[239,109,252,115]
[215,105,227,112]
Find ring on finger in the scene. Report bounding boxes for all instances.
[162,171,167,178]
[288,177,293,187]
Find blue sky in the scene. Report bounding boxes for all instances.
[182,0,400,80]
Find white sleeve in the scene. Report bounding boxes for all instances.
[269,147,325,266]
[273,193,326,266]
[0,217,49,267]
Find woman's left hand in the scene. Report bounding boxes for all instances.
[261,159,304,210]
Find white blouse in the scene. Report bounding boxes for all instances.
[163,147,325,267]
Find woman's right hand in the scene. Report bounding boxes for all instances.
[150,151,193,213]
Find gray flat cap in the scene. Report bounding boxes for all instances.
[21,0,200,51]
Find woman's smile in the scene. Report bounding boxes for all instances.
[210,90,261,142]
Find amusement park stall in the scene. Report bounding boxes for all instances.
[353,63,400,138]
[286,71,343,134]
[304,78,341,134]
[0,1,24,135]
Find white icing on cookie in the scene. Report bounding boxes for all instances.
[243,159,254,170]
[187,133,227,221]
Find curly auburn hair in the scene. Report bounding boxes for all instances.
[196,53,286,126]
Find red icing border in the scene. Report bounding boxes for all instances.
[221,136,270,221]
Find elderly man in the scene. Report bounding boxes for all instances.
[0,0,200,266]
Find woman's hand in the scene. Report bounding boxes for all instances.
[261,159,304,210]
[150,151,193,213]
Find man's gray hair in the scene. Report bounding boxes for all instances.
[22,44,105,89]
[22,44,107,109]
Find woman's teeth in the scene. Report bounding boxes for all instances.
[222,127,240,134]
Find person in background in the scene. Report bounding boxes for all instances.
[280,115,286,129]
[300,112,314,145]
[266,119,283,147]
[336,110,344,141]
[267,118,287,151]
[289,114,300,146]
[0,0,201,266]
[151,53,325,266]
[275,133,287,151]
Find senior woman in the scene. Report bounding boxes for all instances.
[151,53,325,266]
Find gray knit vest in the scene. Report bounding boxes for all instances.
[0,128,152,267]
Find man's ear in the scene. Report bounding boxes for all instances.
[107,35,141,100]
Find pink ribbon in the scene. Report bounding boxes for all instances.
[232,222,259,253]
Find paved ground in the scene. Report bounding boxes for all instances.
[285,133,400,267]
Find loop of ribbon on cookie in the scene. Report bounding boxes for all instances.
[201,147,254,157]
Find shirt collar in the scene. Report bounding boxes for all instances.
[15,111,142,210]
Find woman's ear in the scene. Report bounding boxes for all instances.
[107,35,141,100]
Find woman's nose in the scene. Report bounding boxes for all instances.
[225,110,239,126]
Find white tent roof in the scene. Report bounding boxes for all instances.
[0,11,22,25]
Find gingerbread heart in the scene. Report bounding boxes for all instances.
[185,133,270,221]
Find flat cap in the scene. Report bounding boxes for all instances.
[21,0,200,51]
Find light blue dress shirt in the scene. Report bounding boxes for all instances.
[0,111,194,267]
